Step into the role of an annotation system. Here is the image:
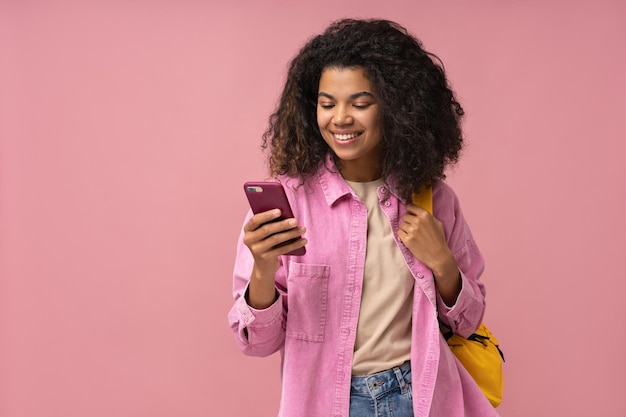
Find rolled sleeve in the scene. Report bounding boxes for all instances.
[229,283,286,356]
[227,212,287,357]
[436,269,485,337]
[434,183,487,338]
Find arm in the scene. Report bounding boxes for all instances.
[227,209,306,357]
[399,183,486,337]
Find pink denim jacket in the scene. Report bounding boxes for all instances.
[229,160,499,417]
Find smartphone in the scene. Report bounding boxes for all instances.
[243,181,306,256]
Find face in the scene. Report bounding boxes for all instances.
[317,67,382,182]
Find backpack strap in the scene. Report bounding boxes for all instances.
[411,186,433,214]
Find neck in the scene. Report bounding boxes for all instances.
[337,160,382,183]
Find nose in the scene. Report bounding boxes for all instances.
[332,105,353,125]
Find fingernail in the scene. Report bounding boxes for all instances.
[288,219,297,226]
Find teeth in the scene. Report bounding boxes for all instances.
[335,133,359,141]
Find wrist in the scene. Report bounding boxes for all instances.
[246,282,278,310]
[431,250,459,283]
[432,252,461,306]
[248,265,279,309]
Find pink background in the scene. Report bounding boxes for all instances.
[1,1,625,416]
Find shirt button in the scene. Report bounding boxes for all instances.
[417,272,424,279]
[341,328,350,335]
[384,201,391,207]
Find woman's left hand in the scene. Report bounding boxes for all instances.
[399,204,461,305]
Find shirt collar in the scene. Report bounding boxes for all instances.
[316,155,352,206]
[316,154,407,206]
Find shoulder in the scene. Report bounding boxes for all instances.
[432,181,466,233]
[432,181,460,209]
[432,181,479,249]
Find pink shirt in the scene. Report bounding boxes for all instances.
[228,160,499,417]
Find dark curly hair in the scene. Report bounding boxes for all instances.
[262,18,465,200]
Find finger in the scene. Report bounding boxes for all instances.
[398,221,413,235]
[406,203,431,218]
[270,237,308,257]
[401,210,427,227]
[400,214,422,231]
[244,209,282,232]
[400,212,417,229]
[248,224,305,253]
[262,225,306,248]
[250,229,307,259]
[397,228,412,246]
[255,218,304,242]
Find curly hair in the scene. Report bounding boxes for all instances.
[262,18,465,200]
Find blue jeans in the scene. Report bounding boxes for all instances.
[349,361,414,417]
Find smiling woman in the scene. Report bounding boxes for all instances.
[229,18,496,417]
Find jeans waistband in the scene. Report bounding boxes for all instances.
[350,361,411,398]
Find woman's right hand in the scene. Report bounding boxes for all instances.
[243,209,306,309]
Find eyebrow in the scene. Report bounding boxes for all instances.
[318,91,375,100]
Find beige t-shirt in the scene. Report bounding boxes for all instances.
[347,179,414,376]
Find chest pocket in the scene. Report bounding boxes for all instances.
[285,262,330,343]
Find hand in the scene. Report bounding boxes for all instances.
[243,209,307,308]
[399,204,460,304]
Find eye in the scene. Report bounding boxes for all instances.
[353,103,372,109]
[318,102,335,109]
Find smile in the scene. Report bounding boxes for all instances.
[334,132,360,141]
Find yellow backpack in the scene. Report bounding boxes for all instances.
[412,187,505,408]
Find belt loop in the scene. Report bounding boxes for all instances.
[393,366,408,394]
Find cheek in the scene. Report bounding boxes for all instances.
[316,112,329,130]
[365,112,381,130]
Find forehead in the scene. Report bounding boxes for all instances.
[318,67,373,94]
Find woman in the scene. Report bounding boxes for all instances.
[228,18,497,417]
